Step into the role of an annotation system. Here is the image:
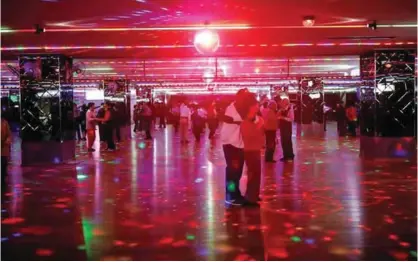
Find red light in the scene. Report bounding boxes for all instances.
[194,30,220,54]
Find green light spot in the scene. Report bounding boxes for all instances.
[291,236,301,242]
[77,174,88,180]
[316,161,324,164]
[186,234,195,240]
[410,251,417,258]
[77,245,86,250]
[227,182,236,192]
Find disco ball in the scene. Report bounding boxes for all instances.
[194,30,220,55]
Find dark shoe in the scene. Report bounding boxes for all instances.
[225,198,245,206]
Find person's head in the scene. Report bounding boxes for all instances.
[268,101,277,111]
[241,92,259,119]
[104,102,111,110]
[281,98,290,108]
[88,102,95,110]
[263,101,268,108]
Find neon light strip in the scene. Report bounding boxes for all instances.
[1,42,415,51]
[0,45,193,51]
[3,23,417,34]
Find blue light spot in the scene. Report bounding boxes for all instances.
[195,178,204,183]
[76,166,83,171]
[114,177,120,183]
[305,238,315,244]
[63,209,70,213]
[13,233,22,237]
[53,157,60,164]
[1,237,8,242]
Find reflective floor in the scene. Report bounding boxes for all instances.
[1,123,417,261]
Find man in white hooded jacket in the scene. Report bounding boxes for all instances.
[220,89,249,206]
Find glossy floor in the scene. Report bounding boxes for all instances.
[1,123,417,261]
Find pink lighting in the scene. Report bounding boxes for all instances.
[194,30,220,55]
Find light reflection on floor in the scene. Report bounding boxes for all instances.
[1,123,417,260]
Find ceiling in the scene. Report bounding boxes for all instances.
[1,0,417,59]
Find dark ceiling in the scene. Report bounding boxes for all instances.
[1,0,417,59]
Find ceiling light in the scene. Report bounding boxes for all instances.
[194,30,220,54]
[303,16,315,27]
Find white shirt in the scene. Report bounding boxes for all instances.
[180,104,190,118]
[220,103,244,148]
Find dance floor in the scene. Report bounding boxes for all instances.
[1,123,417,261]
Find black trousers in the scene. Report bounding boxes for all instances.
[347,121,357,136]
[75,119,83,140]
[1,156,8,192]
[114,125,121,142]
[265,130,277,161]
[280,123,294,159]
[192,125,204,141]
[223,144,244,201]
[173,118,179,133]
[143,117,152,139]
[244,151,261,202]
[207,118,218,138]
[159,116,166,128]
[337,120,346,136]
[103,124,115,150]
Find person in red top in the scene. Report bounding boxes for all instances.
[241,92,265,206]
[345,102,357,137]
[262,101,278,162]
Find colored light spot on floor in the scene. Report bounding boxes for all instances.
[2,217,24,225]
[399,241,410,247]
[77,245,86,250]
[138,142,146,149]
[36,248,53,256]
[323,236,332,241]
[227,182,235,192]
[77,174,88,180]
[194,178,204,183]
[1,237,8,242]
[410,251,417,258]
[113,240,125,246]
[290,236,301,242]
[76,166,83,171]
[186,234,195,240]
[268,248,289,259]
[316,160,324,164]
[159,237,174,245]
[305,238,315,244]
[12,233,22,237]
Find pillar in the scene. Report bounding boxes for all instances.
[19,54,75,166]
[359,49,417,159]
